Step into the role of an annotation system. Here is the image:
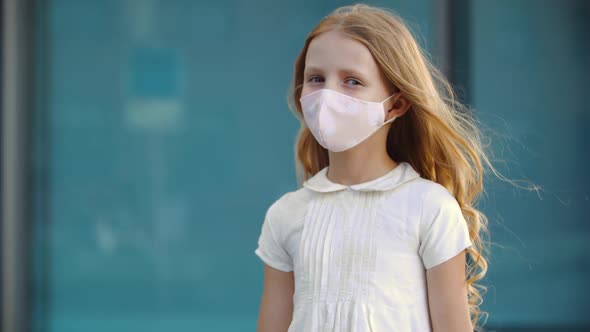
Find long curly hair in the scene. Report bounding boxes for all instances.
[286,4,517,330]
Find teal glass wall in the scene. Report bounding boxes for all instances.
[470,0,589,328]
[30,1,432,331]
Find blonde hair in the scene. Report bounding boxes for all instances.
[286,4,513,330]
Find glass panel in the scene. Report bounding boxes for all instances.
[471,0,590,327]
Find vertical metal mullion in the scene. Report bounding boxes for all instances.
[434,0,471,106]
[450,0,472,105]
[2,0,34,331]
[434,0,452,81]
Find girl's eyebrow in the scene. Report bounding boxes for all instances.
[338,68,368,80]
[304,65,323,75]
[304,66,368,80]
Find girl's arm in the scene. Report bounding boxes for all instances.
[426,250,474,332]
[257,263,295,332]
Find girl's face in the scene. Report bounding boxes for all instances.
[301,30,395,108]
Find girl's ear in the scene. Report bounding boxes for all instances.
[385,94,411,121]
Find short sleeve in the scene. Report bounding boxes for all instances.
[418,185,473,270]
[254,203,294,272]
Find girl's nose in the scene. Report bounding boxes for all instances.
[323,78,342,94]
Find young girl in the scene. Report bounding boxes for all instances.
[255,4,491,332]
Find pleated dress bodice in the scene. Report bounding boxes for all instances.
[254,162,473,332]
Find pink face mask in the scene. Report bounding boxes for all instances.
[300,88,399,152]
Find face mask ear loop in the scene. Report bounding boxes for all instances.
[381,91,400,104]
[382,91,400,114]
[384,115,397,125]
[381,91,401,125]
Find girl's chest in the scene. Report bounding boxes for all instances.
[288,191,420,255]
[288,192,419,271]
[285,192,423,300]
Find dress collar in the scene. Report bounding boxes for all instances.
[303,161,420,193]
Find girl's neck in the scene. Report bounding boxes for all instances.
[326,148,398,186]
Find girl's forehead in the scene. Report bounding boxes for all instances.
[305,30,378,75]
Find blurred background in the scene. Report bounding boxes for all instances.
[1,0,588,331]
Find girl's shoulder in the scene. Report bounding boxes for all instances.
[406,177,464,221]
[381,175,460,216]
[406,176,454,197]
[265,186,313,221]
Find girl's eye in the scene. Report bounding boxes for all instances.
[345,78,362,86]
[307,76,324,83]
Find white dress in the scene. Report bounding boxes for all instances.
[254,161,473,332]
